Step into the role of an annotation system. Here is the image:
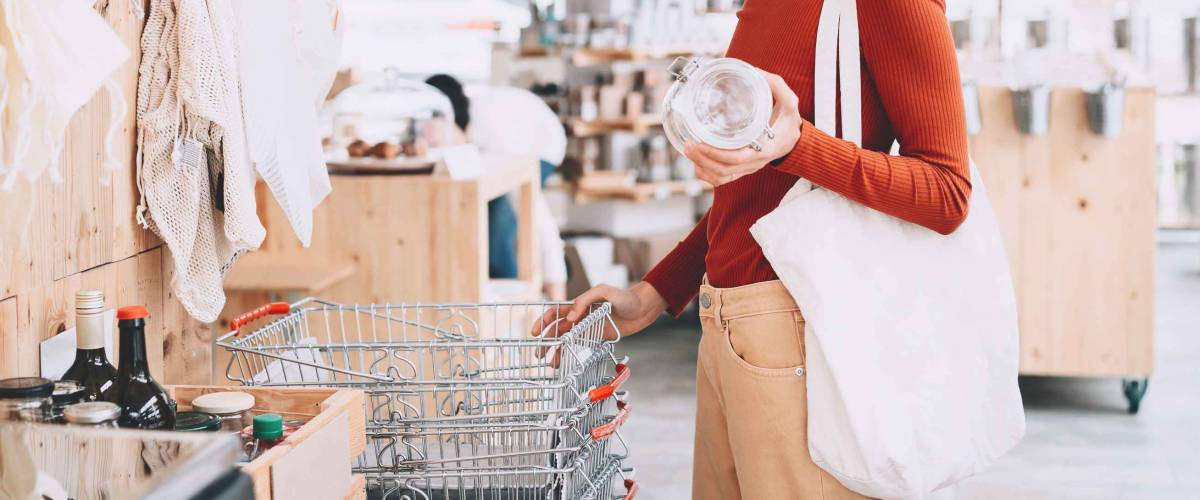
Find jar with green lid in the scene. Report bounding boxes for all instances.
[51,380,88,423]
[175,411,223,432]
[63,401,121,428]
[190,391,255,433]
[243,413,285,461]
[0,377,54,422]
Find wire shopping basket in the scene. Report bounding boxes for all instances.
[217,299,636,499]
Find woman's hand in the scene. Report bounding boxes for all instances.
[530,282,668,362]
[685,71,803,187]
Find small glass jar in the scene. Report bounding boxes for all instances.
[51,380,88,423]
[242,413,286,461]
[0,377,54,423]
[175,411,223,432]
[662,57,773,156]
[63,401,121,427]
[191,391,255,433]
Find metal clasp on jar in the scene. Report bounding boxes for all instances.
[668,57,703,83]
[748,125,777,152]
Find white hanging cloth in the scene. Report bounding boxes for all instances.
[232,0,341,247]
[748,0,1025,498]
[135,0,264,322]
[0,0,129,188]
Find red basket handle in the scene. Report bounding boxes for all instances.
[230,302,290,335]
[590,400,631,441]
[623,478,638,500]
[588,363,630,402]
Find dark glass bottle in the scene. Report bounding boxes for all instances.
[105,306,176,430]
[61,290,119,402]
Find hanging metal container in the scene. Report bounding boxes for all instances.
[662,57,774,155]
[962,81,982,136]
[1085,81,1126,138]
[1012,85,1052,137]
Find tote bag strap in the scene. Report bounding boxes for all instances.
[814,0,861,146]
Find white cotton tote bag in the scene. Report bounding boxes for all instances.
[748,1,1025,498]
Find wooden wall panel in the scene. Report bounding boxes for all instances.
[0,297,16,378]
[973,86,1155,378]
[0,0,209,384]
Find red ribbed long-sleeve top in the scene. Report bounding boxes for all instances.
[644,0,972,315]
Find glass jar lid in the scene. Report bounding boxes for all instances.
[192,391,256,415]
[64,401,121,424]
[0,377,54,399]
[176,411,223,432]
[662,57,772,155]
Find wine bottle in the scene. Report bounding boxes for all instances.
[60,290,119,402]
[106,306,175,430]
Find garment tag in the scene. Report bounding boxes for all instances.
[172,137,206,171]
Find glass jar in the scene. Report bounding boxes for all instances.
[63,401,121,427]
[51,380,88,423]
[191,391,255,433]
[0,377,54,423]
[243,413,285,462]
[662,57,773,156]
[175,411,223,432]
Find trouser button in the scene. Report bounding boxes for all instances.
[700,293,712,309]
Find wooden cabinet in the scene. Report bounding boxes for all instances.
[219,155,543,329]
[970,86,1155,382]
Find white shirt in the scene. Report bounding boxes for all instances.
[466,86,566,165]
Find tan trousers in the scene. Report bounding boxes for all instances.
[693,280,869,500]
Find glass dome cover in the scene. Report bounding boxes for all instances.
[663,57,773,155]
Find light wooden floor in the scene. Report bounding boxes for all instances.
[620,241,1200,499]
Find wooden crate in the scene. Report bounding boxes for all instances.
[0,422,241,500]
[169,385,366,500]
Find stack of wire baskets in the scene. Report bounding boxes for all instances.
[218,299,636,500]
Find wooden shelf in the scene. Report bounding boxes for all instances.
[571,47,694,66]
[569,115,664,137]
[574,177,711,203]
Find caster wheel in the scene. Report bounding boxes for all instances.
[1121,378,1149,414]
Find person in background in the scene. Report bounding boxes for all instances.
[424,74,569,300]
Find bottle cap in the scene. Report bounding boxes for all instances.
[0,377,54,399]
[175,411,223,432]
[75,290,105,312]
[63,401,121,424]
[52,380,88,406]
[253,413,284,440]
[192,391,255,415]
[116,306,150,320]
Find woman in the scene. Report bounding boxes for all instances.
[535,0,970,498]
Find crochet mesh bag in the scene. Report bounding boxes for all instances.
[136,0,262,322]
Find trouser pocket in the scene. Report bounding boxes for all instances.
[721,310,806,376]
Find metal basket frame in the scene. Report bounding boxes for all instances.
[218,299,636,498]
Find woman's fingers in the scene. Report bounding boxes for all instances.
[692,142,760,165]
[763,71,799,108]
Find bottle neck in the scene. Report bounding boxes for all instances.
[76,310,106,350]
[118,319,151,378]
